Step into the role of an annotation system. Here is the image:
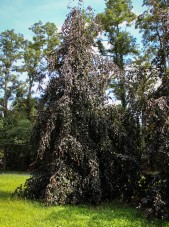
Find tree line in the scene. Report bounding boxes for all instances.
[1,0,169,219]
[0,21,61,169]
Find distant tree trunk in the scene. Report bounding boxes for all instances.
[26,76,33,120]
[3,70,9,170]
[120,81,127,109]
[3,146,8,170]
[3,70,9,118]
[141,109,146,157]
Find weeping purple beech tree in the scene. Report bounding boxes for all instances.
[20,3,116,205]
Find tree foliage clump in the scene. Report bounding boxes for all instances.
[97,106,141,201]
[138,96,169,219]
[0,114,33,170]
[136,0,169,96]
[21,5,116,205]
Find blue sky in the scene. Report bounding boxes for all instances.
[0,0,145,40]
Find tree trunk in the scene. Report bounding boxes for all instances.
[3,71,9,118]
[3,146,8,170]
[26,77,33,120]
[141,109,146,156]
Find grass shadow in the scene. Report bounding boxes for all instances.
[0,190,13,200]
[42,203,160,227]
[0,171,29,175]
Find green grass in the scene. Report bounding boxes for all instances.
[0,172,168,227]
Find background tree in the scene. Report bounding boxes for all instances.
[97,0,138,108]
[23,21,61,120]
[136,0,169,97]
[0,30,24,117]
[0,23,60,169]
[0,30,24,169]
[0,113,33,171]
[126,64,158,157]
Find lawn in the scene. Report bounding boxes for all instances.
[0,172,168,227]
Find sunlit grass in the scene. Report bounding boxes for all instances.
[0,172,168,227]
